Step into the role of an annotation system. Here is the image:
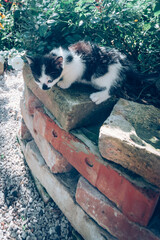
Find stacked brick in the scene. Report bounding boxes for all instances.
[0,61,4,75]
[19,64,160,240]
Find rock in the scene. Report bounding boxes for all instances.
[99,98,160,187]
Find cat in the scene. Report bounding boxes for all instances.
[26,41,139,105]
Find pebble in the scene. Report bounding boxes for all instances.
[0,70,75,240]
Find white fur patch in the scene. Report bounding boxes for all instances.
[39,65,47,84]
[50,48,85,89]
[38,64,60,89]
[89,63,122,104]
[90,90,110,105]
[91,63,122,90]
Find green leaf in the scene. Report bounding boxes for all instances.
[38,25,48,37]
[14,10,20,20]
[154,10,160,17]
[138,54,143,61]
[143,23,151,31]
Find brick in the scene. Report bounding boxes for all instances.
[31,174,50,203]
[99,98,160,187]
[33,106,160,226]
[0,62,4,75]
[24,86,43,115]
[20,139,117,240]
[96,164,159,226]
[33,107,100,185]
[19,119,32,140]
[23,64,117,130]
[76,177,160,240]
[20,99,72,173]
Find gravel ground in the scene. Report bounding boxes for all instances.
[0,71,75,240]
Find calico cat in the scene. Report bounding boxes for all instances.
[26,41,139,104]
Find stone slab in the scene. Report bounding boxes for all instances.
[99,98,160,187]
[19,138,117,240]
[76,176,160,240]
[23,64,117,131]
[32,105,160,226]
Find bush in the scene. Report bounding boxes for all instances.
[0,0,160,73]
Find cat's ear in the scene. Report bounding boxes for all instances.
[26,55,35,65]
[54,56,63,69]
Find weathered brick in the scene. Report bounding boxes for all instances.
[20,139,117,240]
[19,119,32,140]
[33,107,100,185]
[20,99,72,173]
[76,177,160,240]
[96,164,159,226]
[23,64,117,130]
[31,174,50,203]
[24,86,42,115]
[99,98,160,187]
[0,62,4,75]
[33,106,160,226]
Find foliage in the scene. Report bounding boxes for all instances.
[0,0,160,73]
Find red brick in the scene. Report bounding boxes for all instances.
[20,119,32,140]
[21,138,118,240]
[33,108,100,186]
[21,99,72,173]
[24,86,42,115]
[96,164,159,226]
[33,107,160,226]
[76,177,160,240]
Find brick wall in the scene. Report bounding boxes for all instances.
[18,65,160,240]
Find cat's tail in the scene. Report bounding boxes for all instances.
[123,64,160,100]
[127,69,159,86]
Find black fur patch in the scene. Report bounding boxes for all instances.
[66,54,73,63]
[29,54,62,81]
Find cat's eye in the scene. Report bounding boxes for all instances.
[48,79,53,83]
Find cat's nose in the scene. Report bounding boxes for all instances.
[42,84,50,90]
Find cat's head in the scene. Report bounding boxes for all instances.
[26,54,63,90]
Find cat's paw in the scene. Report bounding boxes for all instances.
[57,81,71,89]
[90,91,110,105]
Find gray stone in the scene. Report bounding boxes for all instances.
[99,98,160,187]
[21,231,27,239]
[23,64,117,131]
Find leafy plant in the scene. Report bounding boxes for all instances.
[0,0,160,73]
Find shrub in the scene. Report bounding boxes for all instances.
[0,0,160,73]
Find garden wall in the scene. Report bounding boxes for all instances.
[18,64,160,240]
